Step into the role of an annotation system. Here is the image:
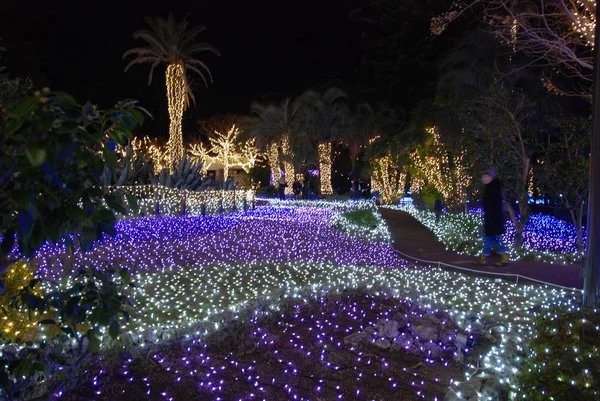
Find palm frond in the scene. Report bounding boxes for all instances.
[186,64,209,87]
[124,56,162,72]
[186,59,213,83]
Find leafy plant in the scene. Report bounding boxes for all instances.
[0,261,58,343]
[0,89,148,276]
[154,153,204,191]
[0,89,147,400]
[102,145,155,189]
[1,268,135,401]
[517,307,600,400]
[340,209,379,229]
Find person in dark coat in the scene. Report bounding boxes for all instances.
[293,179,302,200]
[476,169,509,265]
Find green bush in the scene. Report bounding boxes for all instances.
[340,209,379,229]
[516,307,600,400]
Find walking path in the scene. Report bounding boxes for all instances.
[379,208,584,290]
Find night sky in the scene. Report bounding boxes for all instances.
[1,1,363,135]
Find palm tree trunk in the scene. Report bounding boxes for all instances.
[267,142,281,186]
[281,136,295,195]
[318,142,333,195]
[165,63,186,170]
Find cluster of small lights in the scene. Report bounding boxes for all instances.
[28,205,402,282]
[188,124,260,182]
[387,204,585,264]
[281,136,295,195]
[371,153,407,203]
[368,135,381,192]
[410,127,470,207]
[571,0,596,48]
[3,201,589,401]
[165,63,186,169]
[117,136,170,174]
[318,143,333,195]
[37,247,579,400]
[108,185,255,217]
[267,142,281,186]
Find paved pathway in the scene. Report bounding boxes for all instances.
[379,208,584,290]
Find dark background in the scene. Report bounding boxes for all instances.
[1,1,460,137]
[1,1,364,135]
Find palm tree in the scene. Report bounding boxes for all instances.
[296,87,348,195]
[246,98,301,188]
[345,102,397,179]
[123,13,220,169]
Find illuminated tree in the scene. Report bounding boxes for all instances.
[190,124,260,183]
[409,127,470,210]
[432,0,596,97]
[246,99,301,187]
[296,87,349,195]
[123,14,220,169]
[345,102,397,180]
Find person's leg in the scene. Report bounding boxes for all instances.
[477,236,492,264]
[495,235,509,264]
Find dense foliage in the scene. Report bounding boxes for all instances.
[517,307,600,400]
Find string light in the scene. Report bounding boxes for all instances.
[267,143,281,186]
[281,136,295,195]
[165,63,186,170]
[2,201,588,401]
[318,143,333,195]
[571,0,596,48]
[410,127,470,207]
[371,154,407,203]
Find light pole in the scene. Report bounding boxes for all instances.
[583,2,600,307]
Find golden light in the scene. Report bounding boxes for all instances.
[410,126,470,207]
[267,143,281,186]
[318,143,333,195]
[165,63,186,170]
[281,136,295,195]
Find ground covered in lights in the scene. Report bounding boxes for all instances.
[64,292,464,401]
[18,203,584,400]
[30,206,402,280]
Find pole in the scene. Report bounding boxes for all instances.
[583,2,600,307]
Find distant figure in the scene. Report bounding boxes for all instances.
[476,169,509,266]
[226,176,235,190]
[293,179,302,200]
[278,175,287,200]
[302,179,309,200]
[434,198,443,224]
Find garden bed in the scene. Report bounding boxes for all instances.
[63,291,465,401]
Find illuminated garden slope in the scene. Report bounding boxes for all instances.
[31,206,404,280]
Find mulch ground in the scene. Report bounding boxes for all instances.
[379,208,583,290]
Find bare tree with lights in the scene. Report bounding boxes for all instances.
[189,124,260,184]
[123,13,220,170]
[432,0,595,97]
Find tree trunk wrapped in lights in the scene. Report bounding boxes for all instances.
[410,127,470,209]
[318,143,333,195]
[281,136,295,195]
[267,143,281,186]
[371,154,407,204]
[166,63,186,170]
